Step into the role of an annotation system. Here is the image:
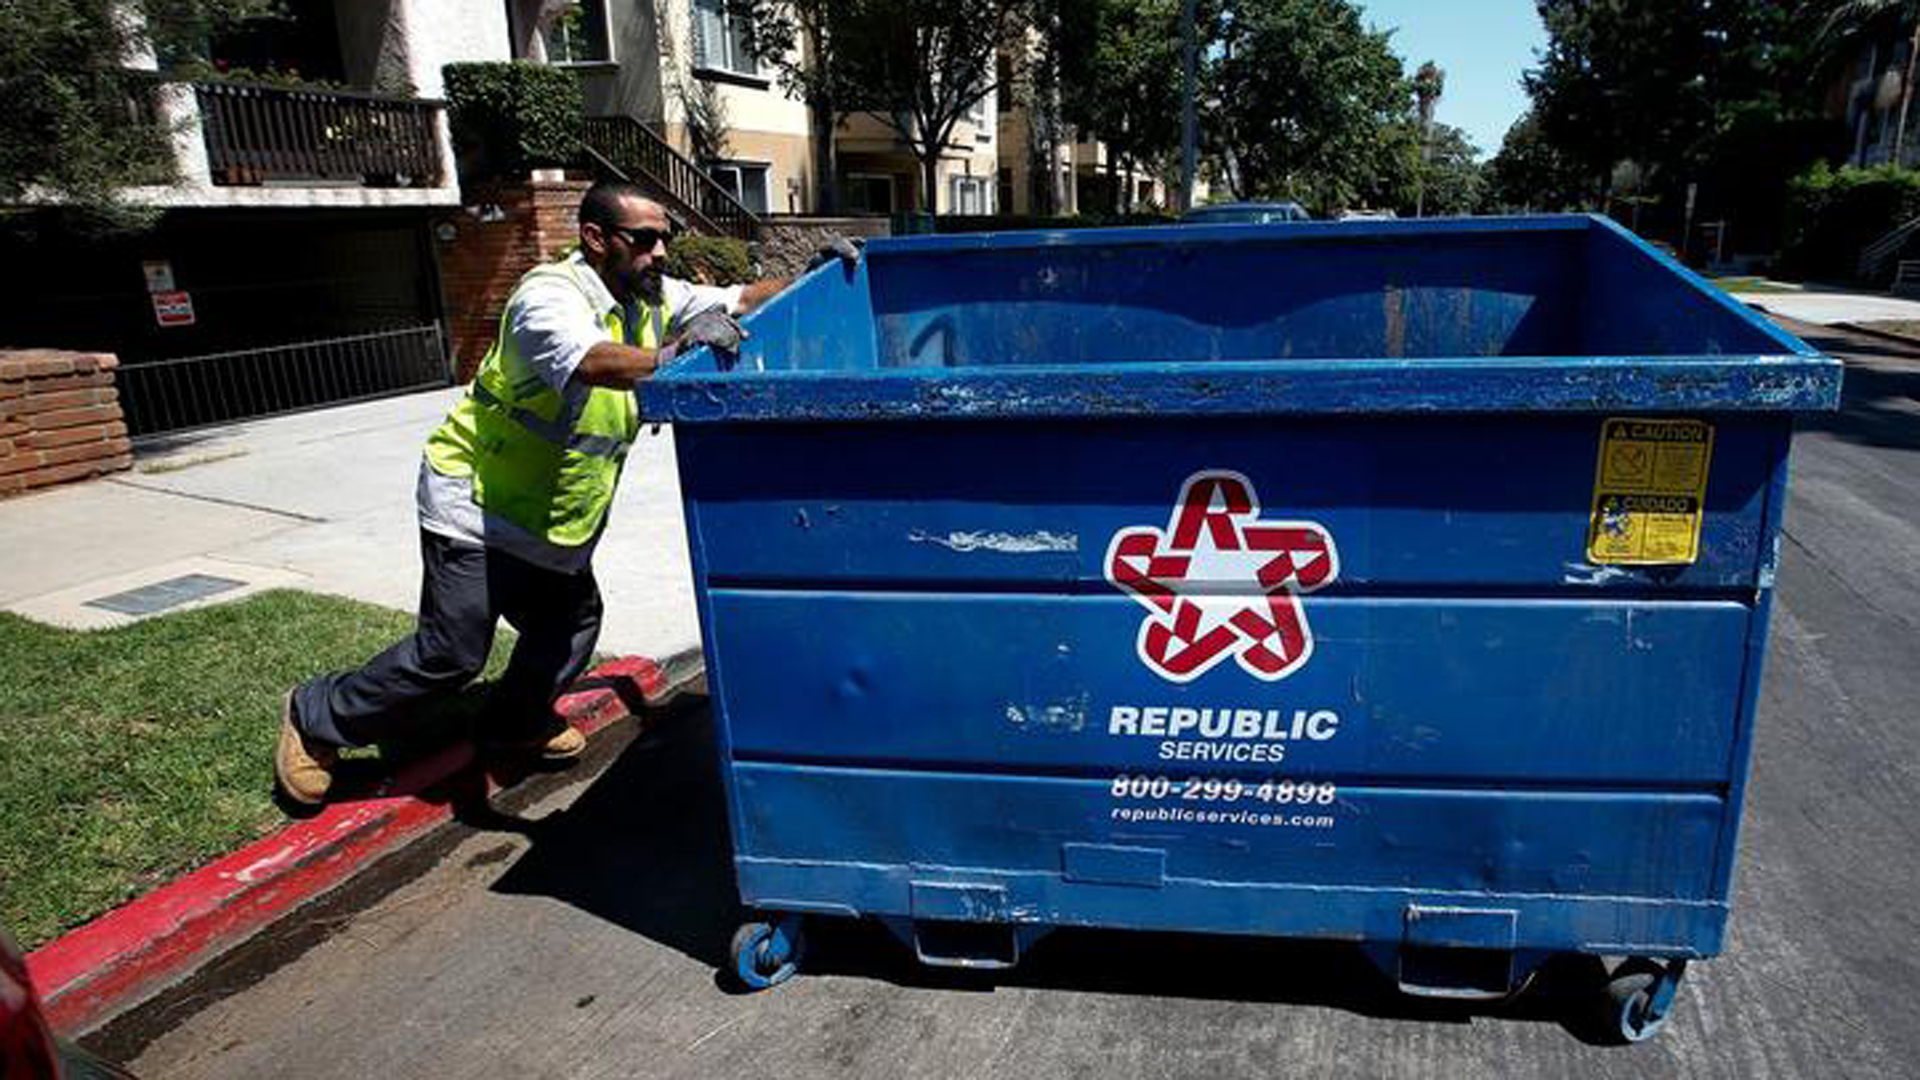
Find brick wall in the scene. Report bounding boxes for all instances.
[0,350,132,498]
[436,179,592,384]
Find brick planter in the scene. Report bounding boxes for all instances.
[0,351,132,497]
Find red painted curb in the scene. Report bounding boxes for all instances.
[25,653,698,1033]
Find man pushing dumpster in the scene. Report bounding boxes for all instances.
[273,179,860,806]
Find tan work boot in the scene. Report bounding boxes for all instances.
[275,693,339,805]
[482,722,586,763]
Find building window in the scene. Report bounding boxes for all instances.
[949,175,991,215]
[693,0,758,77]
[544,0,613,64]
[845,173,894,214]
[709,161,770,213]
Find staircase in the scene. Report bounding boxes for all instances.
[580,115,760,241]
[1857,215,1920,284]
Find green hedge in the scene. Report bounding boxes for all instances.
[443,62,582,183]
[664,233,752,285]
[1781,162,1920,283]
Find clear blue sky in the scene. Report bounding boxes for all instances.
[1354,0,1548,160]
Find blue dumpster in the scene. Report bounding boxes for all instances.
[642,215,1841,1040]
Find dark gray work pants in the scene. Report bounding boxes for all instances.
[292,529,603,748]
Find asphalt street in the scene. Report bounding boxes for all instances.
[112,319,1920,1080]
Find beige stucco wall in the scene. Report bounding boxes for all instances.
[836,110,998,213]
[996,102,1080,215]
[402,0,513,98]
[660,123,815,214]
[655,0,809,136]
[564,0,664,123]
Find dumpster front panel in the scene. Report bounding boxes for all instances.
[677,413,1780,955]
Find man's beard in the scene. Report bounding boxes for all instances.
[632,264,664,303]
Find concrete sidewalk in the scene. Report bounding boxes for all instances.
[0,387,701,660]
[1731,285,1920,326]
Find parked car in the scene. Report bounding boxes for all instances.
[1,929,137,1079]
[1180,201,1311,224]
[1334,208,1398,221]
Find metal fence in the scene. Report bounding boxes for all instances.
[194,80,444,188]
[118,326,449,439]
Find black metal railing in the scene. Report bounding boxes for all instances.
[580,115,760,240]
[118,326,449,438]
[193,81,444,188]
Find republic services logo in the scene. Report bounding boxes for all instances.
[1105,470,1339,683]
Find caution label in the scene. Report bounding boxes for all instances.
[1587,418,1714,565]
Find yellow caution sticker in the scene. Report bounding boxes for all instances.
[1587,418,1714,565]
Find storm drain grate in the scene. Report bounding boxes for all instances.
[84,574,246,616]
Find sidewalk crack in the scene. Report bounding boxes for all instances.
[106,477,330,524]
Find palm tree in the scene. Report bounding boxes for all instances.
[1820,0,1920,166]
[1413,61,1444,216]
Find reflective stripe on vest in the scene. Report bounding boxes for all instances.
[469,381,627,458]
[422,259,665,547]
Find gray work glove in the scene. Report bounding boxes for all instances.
[655,308,748,373]
[807,235,863,272]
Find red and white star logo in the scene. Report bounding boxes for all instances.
[1105,470,1338,683]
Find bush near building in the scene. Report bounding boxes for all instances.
[443,61,583,184]
[1780,162,1920,284]
[665,233,752,286]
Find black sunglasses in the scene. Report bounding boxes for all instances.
[603,223,674,250]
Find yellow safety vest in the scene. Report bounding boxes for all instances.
[425,260,664,547]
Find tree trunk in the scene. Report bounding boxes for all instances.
[922,151,940,217]
[810,103,839,214]
[1899,19,1920,167]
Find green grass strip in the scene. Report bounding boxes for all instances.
[0,590,511,950]
[1707,276,1802,295]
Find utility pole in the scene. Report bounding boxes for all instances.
[1179,0,1198,213]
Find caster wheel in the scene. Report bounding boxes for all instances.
[731,916,805,991]
[1605,957,1678,1043]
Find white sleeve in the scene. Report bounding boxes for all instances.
[507,275,605,393]
[662,276,747,332]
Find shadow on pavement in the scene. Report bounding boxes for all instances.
[1783,324,1920,453]
[483,708,745,973]
[479,710,1616,1044]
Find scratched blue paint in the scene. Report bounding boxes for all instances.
[657,215,1841,993]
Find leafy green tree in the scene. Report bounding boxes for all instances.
[0,0,280,228]
[725,0,862,213]
[1524,0,1825,239]
[1408,122,1479,217]
[1482,109,1592,212]
[1054,0,1184,211]
[830,0,1030,215]
[1205,0,1410,211]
